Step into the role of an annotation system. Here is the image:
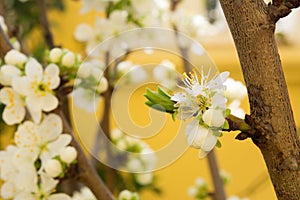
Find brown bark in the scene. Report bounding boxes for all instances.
[219,0,300,199]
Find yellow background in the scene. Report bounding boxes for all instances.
[45,1,300,200]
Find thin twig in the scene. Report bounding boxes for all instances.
[37,0,55,49]
[0,25,13,59]
[207,150,227,200]
[268,0,300,22]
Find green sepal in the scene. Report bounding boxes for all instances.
[224,108,231,117]
[215,140,222,148]
[223,120,230,130]
[144,87,175,114]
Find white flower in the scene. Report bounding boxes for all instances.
[74,23,94,42]
[4,49,27,67]
[12,59,60,123]
[185,120,218,158]
[0,87,26,125]
[72,187,96,200]
[135,173,153,185]
[44,159,62,178]
[62,51,76,68]
[224,78,247,100]
[14,114,72,165]
[49,48,63,63]
[60,146,77,164]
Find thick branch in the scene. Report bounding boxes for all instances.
[37,0,55,49]
[0,25,13,59]
[268,0,300,22]
[57,109,115,200]
[219,0,300,199]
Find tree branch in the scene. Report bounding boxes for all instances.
[0,25,13,59]
[207,150,227,200]
[57,108,115,200]
[37,0,55,49]
[268,0,300,22]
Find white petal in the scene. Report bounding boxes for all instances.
[40,93,59,112]
[2,104,25,125]
[44,64,60,89]
[0,182,16,199]
[60,146,77,164]
[26,95,42,123]
[212,93,227,110]
[12,77,32,96]
[187,125,209,149]
[0,87,12,105]
[201,132,218,152]
[38,114,63,142]
[202,109,225,127]
[74,23,94,42]
[14,121,37,147]
[0,65,21,85]
[41,134,71,162]
[40,172,58,192]
[25,58,43,81]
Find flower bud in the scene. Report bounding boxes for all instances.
[49,48,63,63]
[96,77,108,93]
[78,62,93,78]
[60,146,77,164]
[135,173,153,185]
[44,159,62,178]
[118,190,133,200]
[62,52,75,67]
[4,50,27,67]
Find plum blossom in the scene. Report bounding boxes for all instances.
[12,58,60,123]
[14,114,72,169]
[72,187,96,200]
[118,190,140,200]
[171,70,229,157]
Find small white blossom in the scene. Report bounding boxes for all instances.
[202,108,225,127]
[118,190,140,200]
[12,59,60,123]
[97,77,108,93]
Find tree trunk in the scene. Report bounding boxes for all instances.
[219,0,300,199]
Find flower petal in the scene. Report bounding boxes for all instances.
[40,93,59,112]
[44,64,60,89]
[25,58,43,81]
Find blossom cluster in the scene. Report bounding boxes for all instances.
[111,128,156,186]
[0,48,80,199]
[188,171,249,200]
[75,0,226,56]
[0,114,77,199]
[118,189,140,200]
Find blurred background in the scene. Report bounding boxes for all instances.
[1,0,300,199]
